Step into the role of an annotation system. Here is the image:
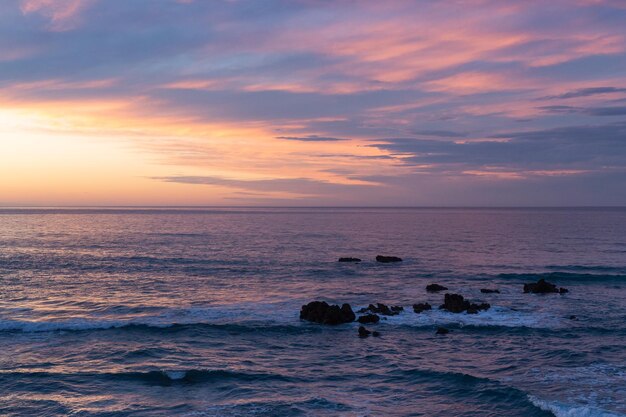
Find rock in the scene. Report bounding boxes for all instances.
[476,302,491,311]
[426,284,448,292]
[436,327,450,335]
[439,293,490,314]
[338,257,361,262]
[376,255,403,263]
[359,303,402,316]
[569,315,578,320]
[412,303,432,314]
[480,288,500,294]
[523,279,568,294]
[372,331,381,337]
[466,305,479,314]
[357,314,380,324]
[299,301,356,325]
[358,326,371,338]
[439,293,469,313]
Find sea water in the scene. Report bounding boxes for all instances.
[0,207,625,416]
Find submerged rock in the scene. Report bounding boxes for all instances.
[359,303,403,316]
[426,283,448,292]
[412,302,432,314]
[376,255,403,263]
[523,279,568,294]
[300,301,356,325]
[358,326,371,338]
[439,293,490,314]
[480,288,500,294]
[357,314,380,324]
[436,327,450,335]
[338,257,362,262]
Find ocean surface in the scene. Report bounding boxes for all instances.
[0,207,625,417]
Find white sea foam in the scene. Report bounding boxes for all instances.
[371,305,562,329]
[1,302,564,332]
[528,396,625,417]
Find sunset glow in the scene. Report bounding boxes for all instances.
[2,0,625,205]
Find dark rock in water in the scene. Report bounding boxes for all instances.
[523,279,568,294]
[436,327,450,335]
[439,293,490,314]
[426,283,448,292]
[569,315,578,320]
[412,303,432,314]
[300,301,355,325]
[476,302,490,311]
[358,326,371,338]
[357,314,380,324]
[466,305,479,314]
[372,331,381,337]
[338,257,361,262]
[359,303,402,316]
[376,255,403,263]
[480,288,500,294]
[439,293,469,313]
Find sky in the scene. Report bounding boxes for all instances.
[1,0,625,206]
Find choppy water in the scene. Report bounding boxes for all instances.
[0,207,625,416]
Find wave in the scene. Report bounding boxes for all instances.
[0,298,579,334]
[498,272,626,282]
[545,265,626,274]
[0,368,294,385]
[0,306,562,334]
[0,317,321,334]
[181,397,353,417]
[528,396,625,417]
[381,306,563,329]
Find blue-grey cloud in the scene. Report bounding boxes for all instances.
[539,105,626,116]
[369,122,626,171]
[412,129,467,138]
[541,87,626,100]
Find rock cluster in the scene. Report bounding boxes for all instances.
[359,303,403,316]
[299,301,355,325]
[301,276,570,337]
[523,279,568,294]
[439,293,490,314]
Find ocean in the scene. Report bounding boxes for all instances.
[0,207,625,416]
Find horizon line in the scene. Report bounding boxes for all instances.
[1,205,625,210]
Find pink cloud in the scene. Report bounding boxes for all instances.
[20,0,95,31]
